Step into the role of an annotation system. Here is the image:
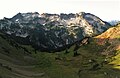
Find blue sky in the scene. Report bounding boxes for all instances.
[0,0,120,21]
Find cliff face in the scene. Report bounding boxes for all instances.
[0,12,111,51]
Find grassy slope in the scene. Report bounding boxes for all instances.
[0,32,45,78]
[0,24,120,78]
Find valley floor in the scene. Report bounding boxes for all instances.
[0,40,120,78]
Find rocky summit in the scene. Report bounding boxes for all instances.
[0,12,111,51]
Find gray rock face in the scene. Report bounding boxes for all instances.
[0,12,111,51]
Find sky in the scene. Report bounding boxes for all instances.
[0,0,120,21]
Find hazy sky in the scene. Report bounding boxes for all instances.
[0,0,120,21]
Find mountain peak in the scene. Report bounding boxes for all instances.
[0,12,111,51]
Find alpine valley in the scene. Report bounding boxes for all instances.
[0,12,120,78]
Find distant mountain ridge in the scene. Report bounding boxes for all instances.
[108,20,120,26]
[0,12,111,51]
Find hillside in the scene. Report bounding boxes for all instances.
[95,23,120,69]
[95,23,120,54]
[0,23,120,78]
[0,31,46,78]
